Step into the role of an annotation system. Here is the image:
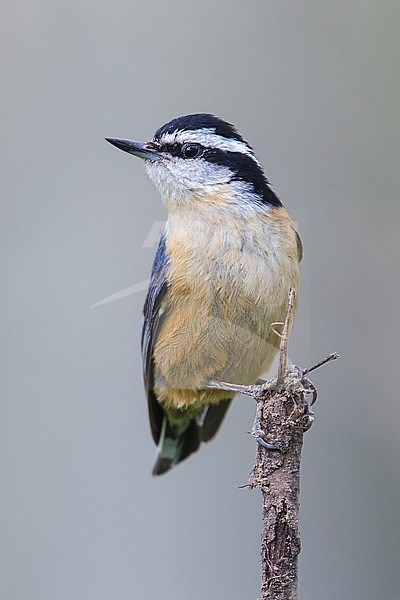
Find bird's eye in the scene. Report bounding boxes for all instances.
[181,143,203,159]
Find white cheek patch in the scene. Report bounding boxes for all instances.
[145,157,232,201]
[145,160,271,217]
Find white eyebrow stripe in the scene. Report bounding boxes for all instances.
[159,128,261,164]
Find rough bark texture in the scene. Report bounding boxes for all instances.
[206,285,338,600]
[249,374,306,600]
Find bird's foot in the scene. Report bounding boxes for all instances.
[291,365,317,431]
[253,428,281,450]
[251,402,281,451]
[297,397,315,431]
[292,365,318,405]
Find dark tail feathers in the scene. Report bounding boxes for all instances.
[152,399,232,476]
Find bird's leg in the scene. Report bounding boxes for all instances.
[204,378,280,448]
[204,377,278,396]
[204,379,260,397]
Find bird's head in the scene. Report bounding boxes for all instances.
[106,113,281,210]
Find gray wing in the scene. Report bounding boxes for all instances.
[142,233,232,470]
[141,234,169,444]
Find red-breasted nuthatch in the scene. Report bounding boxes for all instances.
[106,114,302,475]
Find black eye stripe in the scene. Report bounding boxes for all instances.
[160,142,181,156]
[159,142,204,159]
[154,140,282,207]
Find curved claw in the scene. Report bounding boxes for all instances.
[301,412,315,431]
[252,402,281,450]
[302,376,318,405]
[255,435,281,451]
[299,395,315,431]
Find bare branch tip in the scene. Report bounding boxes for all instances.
[303,352,340,375]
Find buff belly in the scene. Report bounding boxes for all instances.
[153,204,300,410]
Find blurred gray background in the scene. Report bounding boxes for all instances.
[1,1,399,599]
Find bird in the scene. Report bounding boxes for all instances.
[106,113,302,475]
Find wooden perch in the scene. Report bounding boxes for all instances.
[247,289,339,599]
[206,289,339,598]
